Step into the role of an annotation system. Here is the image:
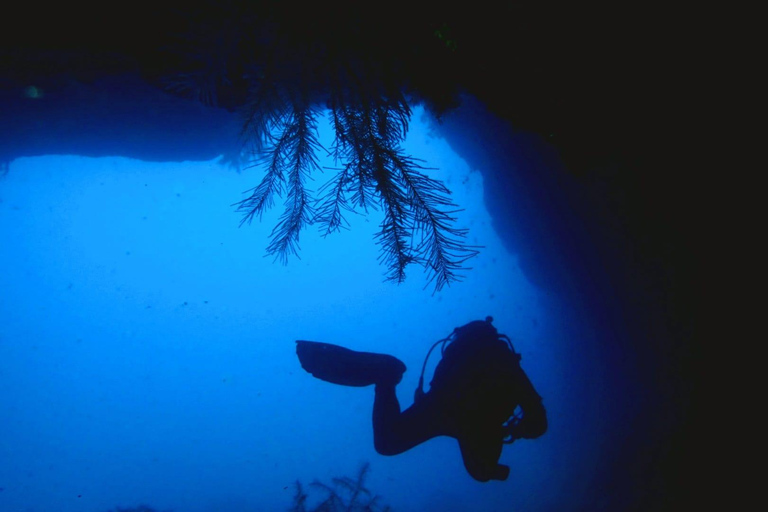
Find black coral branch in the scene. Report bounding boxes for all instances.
[235,97,322,262]
[234,49,477,290]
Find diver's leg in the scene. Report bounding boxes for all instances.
[457,429,509,482]
[372,384,443,455]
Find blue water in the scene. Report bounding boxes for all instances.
[1,107,620,511]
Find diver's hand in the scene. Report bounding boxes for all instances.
[508,414,547,439]
[492,464,510,481]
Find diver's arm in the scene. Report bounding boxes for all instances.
[510,364,548,439]
[515,396,547,439]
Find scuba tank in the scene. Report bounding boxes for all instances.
[414,316,527,443]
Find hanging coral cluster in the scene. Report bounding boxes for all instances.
[163,4,477,290]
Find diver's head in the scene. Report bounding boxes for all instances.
[453,316,498,342]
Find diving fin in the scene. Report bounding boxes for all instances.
[296,340,406,387]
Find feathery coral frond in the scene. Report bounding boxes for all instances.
[230,36,476,290]
[235,97,322,261]
[160,3,475,290]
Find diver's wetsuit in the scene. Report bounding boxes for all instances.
[373,382,511,481]
[371,344,547,482]
[296,318,547,482]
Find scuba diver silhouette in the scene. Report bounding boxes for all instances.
[296,316,547,482]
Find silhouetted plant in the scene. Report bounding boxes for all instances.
[161,6,477,291]
[289,462,391,512]
[233,59,478,291]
